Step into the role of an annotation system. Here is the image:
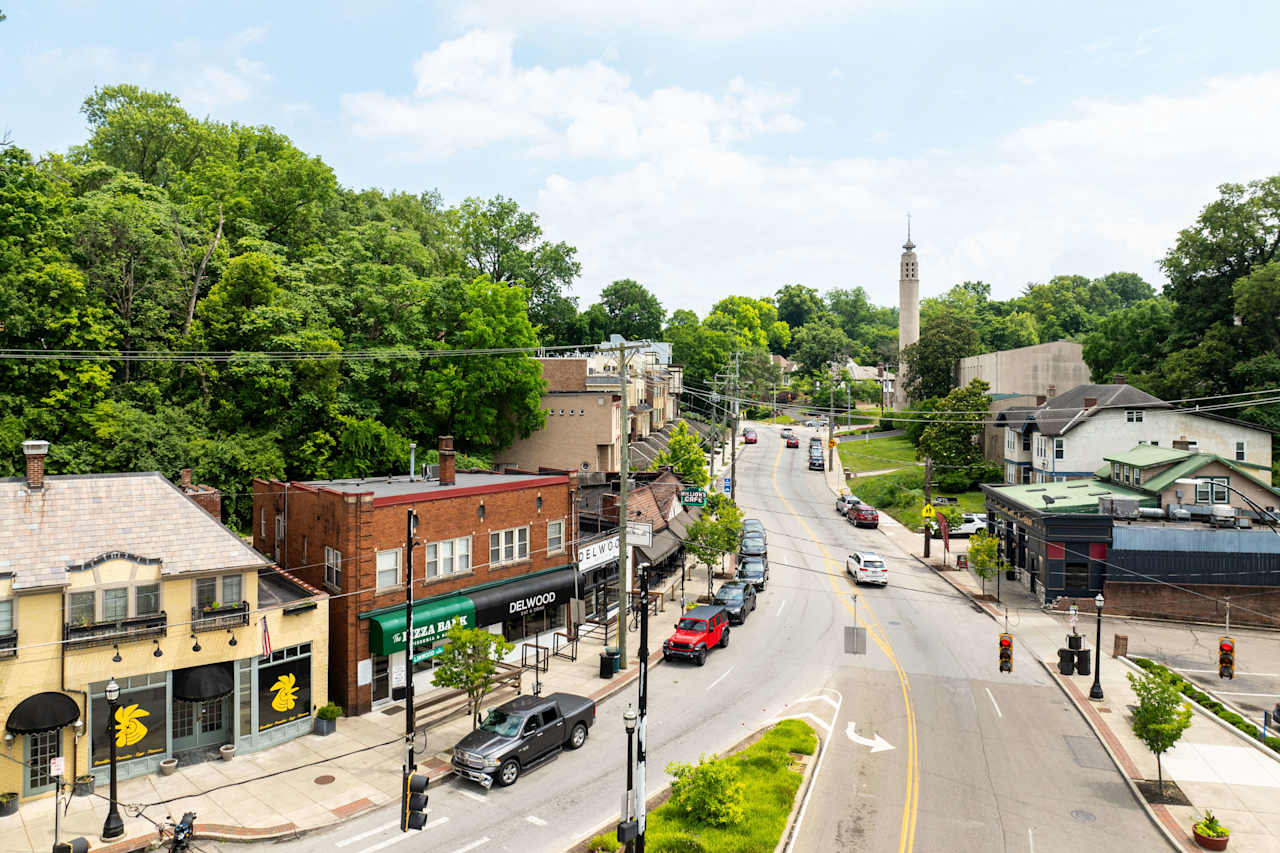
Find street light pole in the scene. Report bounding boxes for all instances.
[622,704,637,852]
[636,561,650,853]
[1089,593,1105,700]
[102,678,124,840]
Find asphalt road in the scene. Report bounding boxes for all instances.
[216,422,1166,853]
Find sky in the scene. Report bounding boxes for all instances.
[5,1,1280,315]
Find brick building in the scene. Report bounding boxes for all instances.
[253,438,578,715]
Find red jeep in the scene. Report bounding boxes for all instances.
[662,605,730,666]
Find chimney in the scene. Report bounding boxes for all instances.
[1113,374,1127,385]
[180,468,193,488]
[22,440,49,490]
[1172,439,1191,451]
[1084,397,1097,409]
[1035,395,1046,406]
[409,442,417,482]
[602,493,619,521]
[438,435,456,486]
[1046,385,1056,399]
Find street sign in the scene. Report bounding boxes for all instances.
[828,439,837,448]
[921,504,936,519]
[50,757,65,778]
[412,646,444,664]
[680,488,706,507]
[626,520,653,547]
[723,477,731,494]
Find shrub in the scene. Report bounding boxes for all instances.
[647,833,709,853]
[665,755,746,828]
[316,702,343,721]
[587,833,621,852]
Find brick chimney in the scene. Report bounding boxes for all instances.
[22,440,49,490]
[1035,395,1047,406]
[602,492,619,521]
[180,468,193,488]
[1113,374,1127,385]
[438,435,456,486]
[1084,397,1097,409]
[1046,385,1056,399]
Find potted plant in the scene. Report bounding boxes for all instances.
[72,774,96,797]
[1192,811,1229,850]
[219,743,236,760]
[0,792,17,817]
[158,757,179,776]
[314,703,342,736]
[205,601,221,612]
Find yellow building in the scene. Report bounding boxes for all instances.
[1,441,329,803]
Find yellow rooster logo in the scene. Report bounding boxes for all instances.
[114,703,150,748]
[269,673,299,712]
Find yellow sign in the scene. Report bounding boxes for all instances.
[827,439,837,448]
[921,504,936,519]
[114,704,150,748]
[270,673,300,712]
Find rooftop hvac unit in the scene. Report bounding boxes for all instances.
[1166,506,1192,521]
[1136,507,1165,519]
[1097,497,1113,516]
[1112,498,1140,519]
[425,464,440,480]
[1209,504,1237,528]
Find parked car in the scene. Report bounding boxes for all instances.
[847,503,879,528]
[739,532,767,561]
[786,435,800,448]
[929,512,988,538]
[846,552,888,586]
[808,450,825,471]
[803,419,818,427]
[736,556,768,591]
[742,518,766,544]
[714,581,757,623]
[663,605,730,665]
[452,693,596,788]
[808,435,823,450]
[743,428,757,444]
[781,427,795,440]
[836,493,860,515]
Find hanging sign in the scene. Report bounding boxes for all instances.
[680,488,706,507]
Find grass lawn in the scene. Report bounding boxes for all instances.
[844,467,987,530]
[838,434,920,474]
[588,719,817,853]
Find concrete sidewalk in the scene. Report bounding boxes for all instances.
[1,562,717,853]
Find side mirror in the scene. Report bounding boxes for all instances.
[674,623,680,630]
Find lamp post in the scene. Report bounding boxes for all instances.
[1089,593,1105,701]
[623,704,638,852]
[102,678,124,839]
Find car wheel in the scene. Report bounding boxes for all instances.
[497,759,520,787]
[696,650,707,666]
[662,652,670,662]
[568,722,588,750]
[720,628,730,648]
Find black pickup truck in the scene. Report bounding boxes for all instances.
[451,692,596,788]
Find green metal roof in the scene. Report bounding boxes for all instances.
[1102,445,1192,467]
[982,479,1156,513]
[1139,453,1280,499]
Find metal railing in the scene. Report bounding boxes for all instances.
[0,630,16,658]
[190,600,250,632]
[552,631,578,662]
[577,618,615,646]
[64,612,167,649]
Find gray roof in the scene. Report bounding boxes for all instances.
[302,471,558,498]
[0,473,269,590]
[994,406,1039,434]
[1031,384,1169,437]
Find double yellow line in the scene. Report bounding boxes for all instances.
[770,439,919,852]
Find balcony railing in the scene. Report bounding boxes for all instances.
[64,612,167,650]
[190,600,250,632]
[0,630,16,658]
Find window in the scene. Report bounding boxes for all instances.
[1122,464,1130,484]
[489,526,530,566]
[27,729,61,793]
[1053,438,1064,460]
[0,600,12,634]
[68,591,95,625]
[1126,410,1144,423]
[102,588,128,622]
[1186,441,1199,451]
[425,542,438,578]
[1150,440,1158,446]
[1046,542,1065,560]
[1132,468,1142,486]
[441,540,454,574]
[260,508,267,538]
[136,585,160,617]
[324,546,342,590]
[196,577,217,609]
[424,537,470,578]
[222,574,242,606]
[1195,477,1229,504]
[1006,430,1014,450]
[376,548,401,589]
[457,537,471,572]
[1236,441,1246,462]
[548,520,564,554]
[1021,433,1031,451]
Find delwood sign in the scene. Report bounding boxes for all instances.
[578,536,621,573]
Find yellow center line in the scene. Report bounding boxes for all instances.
[768,436,919,852]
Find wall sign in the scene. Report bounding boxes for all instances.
[257,657,312,732]
[91,685,168,767]
[578,536,620,572]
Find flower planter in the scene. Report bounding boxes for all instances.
[219,744,236,761]
[0,794,17,817]
[314,717,336,737]
[72,775,96,797]
[158,758,179,776]
[1192,829,1229,851]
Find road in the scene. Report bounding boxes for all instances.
[216,421,1165,853]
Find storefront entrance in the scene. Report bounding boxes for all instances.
[172,696,231,754]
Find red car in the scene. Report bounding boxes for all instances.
[743,428,757,444]
[785,435,800,448]
[846,503,880,528]
[662,605,730,666]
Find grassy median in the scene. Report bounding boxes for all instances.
[588,718,817,853]
[837,434,919,474]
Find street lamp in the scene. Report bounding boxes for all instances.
[620,704,638,851]
[102,678,124,840]
[1089,594,1105,701]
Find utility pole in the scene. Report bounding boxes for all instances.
[708,378,719,481]
[827,362,836,472]
[730,353,740,502]
[772,381,777,425]
[404,508,419,776]
[616,341,630,670]
[923,458,933,559]
[636,559,651,852]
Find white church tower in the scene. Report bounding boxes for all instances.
[895,218,919,410]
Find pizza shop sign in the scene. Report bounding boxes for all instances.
[392,612,471,647]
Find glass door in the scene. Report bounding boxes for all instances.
[173,696,231,752]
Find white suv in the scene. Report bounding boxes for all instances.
[930,513,988,538]
[847,552,888,586]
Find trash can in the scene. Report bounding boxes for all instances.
[1057,647,1076,675]
[599,653,614,679]
[606,647,621,674]
[1075,648,1091,676]
[1067,633,1083,651]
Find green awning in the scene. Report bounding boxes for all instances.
[367,595,475,656]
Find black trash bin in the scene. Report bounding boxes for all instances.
[1075,648,1091,676]
[599,652,614,679]
[1057,647,1076,675]
[606,647,621,673]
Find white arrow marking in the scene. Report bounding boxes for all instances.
[845,721,894,753]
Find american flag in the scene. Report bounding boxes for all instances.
[260,615,272,658]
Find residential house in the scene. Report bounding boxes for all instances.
[1,442,329,799]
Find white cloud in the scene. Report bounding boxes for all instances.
[1014,73,1037,86]
[231,25,270,46]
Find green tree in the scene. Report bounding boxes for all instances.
[432,621,516,729]
[1127,670,1193,796]
[665,309,734,390]
[653,420,710,487]
[790,319,855,374]
[597,278,665,340]
[1081,299,1175,385]
[918,380,991,491]
[77,85,205,186]
[684,494,743,597]
[900,308,979,402]
[1233,261,1280,354]
[967,530,999,596]
[775,283,823,330]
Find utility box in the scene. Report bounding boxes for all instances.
[1075,648,1091,676]
[1113,634,1128,658]
[1057,648,1076,675]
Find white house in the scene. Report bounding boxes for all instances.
[994,383,1273,485]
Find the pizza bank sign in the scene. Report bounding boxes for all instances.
[393,613,470,647]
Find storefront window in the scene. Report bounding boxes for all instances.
[239,659,253,737]
[27,730,61,793]
[502,601,565,644]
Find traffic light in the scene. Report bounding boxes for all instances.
[52,839,89,853]
[1218,637,1235,679]
[401,770,430,831]
[999,633,1013,673]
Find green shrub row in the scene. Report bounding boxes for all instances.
[1130,657,1280,753]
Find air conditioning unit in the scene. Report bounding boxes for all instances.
[1165,506,1192,521]
[424,464,440,480]
[1112,498,1140,519]
[1209,504,1237,528]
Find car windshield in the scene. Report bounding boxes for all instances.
[676,618,707,631]
[739,567,763,577]
[716,588,743,601]
[478,709,524,738]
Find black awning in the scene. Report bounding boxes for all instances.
[466,568,577,625]
[172,662,234,702]
[6,692,80,734]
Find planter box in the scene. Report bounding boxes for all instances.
[220,744,236,761]
[1193,829,1229,851]
[314,717,336,736]
[0,795,17,817]
[73,776,96,797]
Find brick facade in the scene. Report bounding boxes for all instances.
[252,471,575,714]
[1051,582,1280,629]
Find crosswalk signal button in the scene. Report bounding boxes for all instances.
[999,633,1013,674]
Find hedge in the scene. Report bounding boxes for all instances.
[1130,657,1280,754]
